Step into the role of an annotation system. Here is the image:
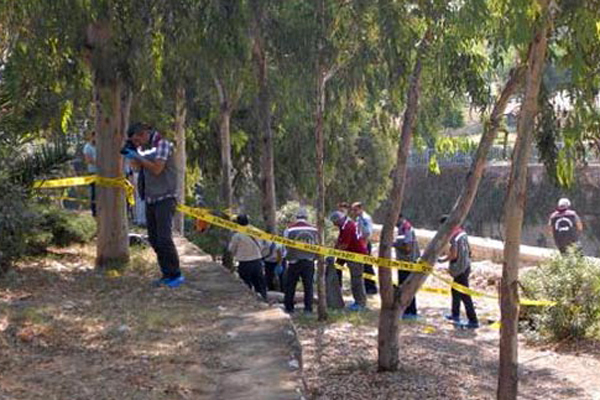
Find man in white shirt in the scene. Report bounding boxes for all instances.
[228,214,268,299]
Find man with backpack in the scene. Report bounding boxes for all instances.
[283,209,318,314]
[548,198,583,254]
[439,215,479,329]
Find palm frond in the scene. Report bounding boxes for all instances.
[9,138,73,187]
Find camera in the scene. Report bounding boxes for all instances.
[120,140,137,155]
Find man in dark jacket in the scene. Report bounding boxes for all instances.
[393,214,420,320]
[283,208,318,314]
[548,198,583,254]
[439,215,478,329]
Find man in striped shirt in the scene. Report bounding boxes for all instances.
[125,123,183,288]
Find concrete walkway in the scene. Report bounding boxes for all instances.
[175,238,305,400]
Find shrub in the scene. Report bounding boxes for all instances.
[37,206,97,246]
[0,177,36,272]
[521,250,600,341]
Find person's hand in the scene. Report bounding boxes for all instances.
[123,149,143,161]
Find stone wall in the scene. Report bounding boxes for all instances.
[373,163,600,257]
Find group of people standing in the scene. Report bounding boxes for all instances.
[227,201,480,329]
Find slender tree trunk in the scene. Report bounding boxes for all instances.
[315,71,328,321]
[86,22,130,269]
[173,85,187,235]
[315,0,328,321]
[395,64,526,315]
[214,77,234,271]
[377,28,431,372]
[215,79,233,209]
[251,0,277,234]
[94,79,131,268]
[498,5,550,399]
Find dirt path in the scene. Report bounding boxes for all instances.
[0,238,303,400]
[295,269,600,400]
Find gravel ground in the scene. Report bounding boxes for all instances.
[295,261,600,400]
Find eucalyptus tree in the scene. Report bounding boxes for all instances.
[0,1,159,268]
[249,0,277,234]
[149,0,208,234]
[199,0,252,211]
[373,0,523,371]
[498,1,600,398]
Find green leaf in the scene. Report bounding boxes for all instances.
[428,154,441,175]
[60,100,73,134]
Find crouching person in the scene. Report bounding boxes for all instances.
[228,214,267,300]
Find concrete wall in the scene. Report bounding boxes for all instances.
[373,163,600,257]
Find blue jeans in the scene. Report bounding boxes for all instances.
[146,197,181,279]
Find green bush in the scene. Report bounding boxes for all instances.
[521,250,600,341]
[37,206,97,247]
[0,177,36,272]
[188,228,229,261]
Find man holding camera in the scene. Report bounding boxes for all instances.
[123,123,184,288]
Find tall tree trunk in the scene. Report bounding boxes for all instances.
[498,4,550,399]
[315,0,328,321]
[86,22,130,269]
[395,64,526,315]
[215,78,233,209]
[214,77,234,271]
[377,28,431,372]
[94,79,131,268]
[251,0,277,234]
[173,84,187,235]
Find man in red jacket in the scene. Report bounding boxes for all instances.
[330,211,368,311]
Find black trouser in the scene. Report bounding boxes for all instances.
[284,259,315,312]
[336,258,346,286]
[451,268,478,323]
[364,242,378,294]
[146,197,181,279]
[398,270,417,315]
[264,260,285,292]
[90,183,97,217]
[238,259,267,299]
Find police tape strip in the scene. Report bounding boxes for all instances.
[34,176,135,205]
[30,181,555,307]
[177,204,431,273]
[179,205,555,307]
[315,246,556,306]
[430,271,556,306]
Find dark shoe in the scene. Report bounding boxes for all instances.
[348,302,367,312]
[459,320,480,329]
[444,314,461,323]
[152,277,170,287]
[401,313,421,321]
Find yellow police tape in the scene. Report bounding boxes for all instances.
[31,179,555,308]
[178,204,555,307]
[332,259,555,306]
[34,175,135,205]
[177,205,431,273]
